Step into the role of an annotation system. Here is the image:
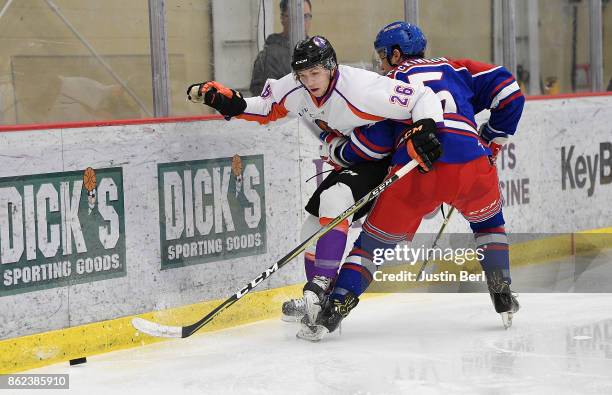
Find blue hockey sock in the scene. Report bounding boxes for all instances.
[330,228,397,300]
[331,262,373,300]
[471,212,511,283]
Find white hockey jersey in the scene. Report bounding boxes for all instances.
[238,65,443,135]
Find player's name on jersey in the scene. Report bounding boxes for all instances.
[373,270,486,283]
[402,57,448,67]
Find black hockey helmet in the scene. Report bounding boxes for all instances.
[291,35,337,73]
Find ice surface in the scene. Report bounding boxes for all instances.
[26,292,612,395]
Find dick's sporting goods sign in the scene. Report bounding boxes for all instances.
[159,155,266,269]
[0,168,126,296]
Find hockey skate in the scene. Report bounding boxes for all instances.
[283,276,332,323]
[281,298,306,322]
[297,291,359,342]
[296,315,329,342]
[487,272,520,329]
[302,276,333,324]
[296,276,332,341]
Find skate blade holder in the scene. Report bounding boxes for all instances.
[501,312,513,329]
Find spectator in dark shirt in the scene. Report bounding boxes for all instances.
[249,0,312,96]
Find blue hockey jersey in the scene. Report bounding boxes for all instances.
[337,57,525,165]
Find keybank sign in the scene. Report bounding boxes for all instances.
[158,155,266,269]
[561,142,612,197]
[0,168,126,296]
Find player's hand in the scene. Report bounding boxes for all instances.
[186,82,206,103]
[319,131,349,171]
[487,141,503,164]
[478,123,508,164]
[186,81,247,118]
[402,118,442,173]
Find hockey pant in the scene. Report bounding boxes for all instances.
[331,156,511,300]
[301,159,391,281]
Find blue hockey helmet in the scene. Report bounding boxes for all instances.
[374,21,427,61]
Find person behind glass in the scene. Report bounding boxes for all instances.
[249,0,312,96]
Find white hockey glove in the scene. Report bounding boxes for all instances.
[319,131,350,171]
[479,122,508,163]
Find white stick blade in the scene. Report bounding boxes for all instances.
[501,312,513,330]
[132,317,183,338]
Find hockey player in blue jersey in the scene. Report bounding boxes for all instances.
[298,21,524,341]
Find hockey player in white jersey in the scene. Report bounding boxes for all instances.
[187,36,443,332]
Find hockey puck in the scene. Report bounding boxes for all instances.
[69,357,87,366]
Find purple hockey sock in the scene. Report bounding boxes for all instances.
[304,252,316,281]
[311,218,349,280]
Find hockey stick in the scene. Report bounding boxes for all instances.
[132,160,420,338]
[415,205,456,280]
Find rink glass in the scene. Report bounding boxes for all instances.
[0,0,153,124]
[418,0,494,63]
[0,0,610,126]
[515,0,592,95]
